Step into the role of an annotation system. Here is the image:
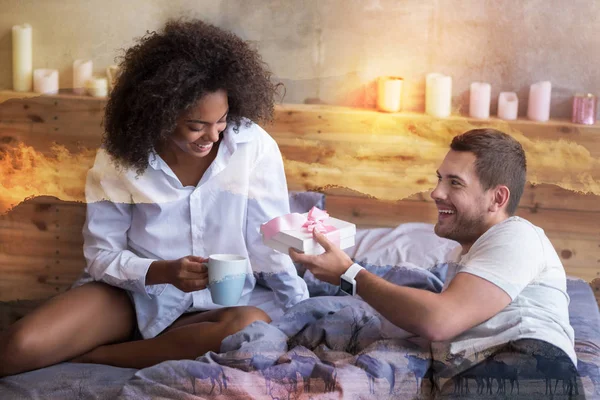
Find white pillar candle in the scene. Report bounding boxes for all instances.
[376,76,403,112]
[86,77,108,97]
[426,73,452,118]
[497,92,519,120]
[12,24,33,92]
[33,69,59,94]
[73,59,93,95]
[469,82,491,119]
[527,81,552,122]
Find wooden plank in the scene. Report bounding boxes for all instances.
[0,254,82,301]
[269,104,600,158]
[324,194,600,279]
[0,197,87,301]
[325,194,600,236]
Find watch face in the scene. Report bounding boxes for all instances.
[340,278,353,295]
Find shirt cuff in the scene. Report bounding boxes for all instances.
[125,257,167,299]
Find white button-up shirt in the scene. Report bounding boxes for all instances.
[81,120,309,338]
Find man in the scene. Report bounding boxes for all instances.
[290,129,576,371]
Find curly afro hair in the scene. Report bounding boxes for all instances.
[103,19,282,173]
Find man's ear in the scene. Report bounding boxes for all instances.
[489,185,510,213]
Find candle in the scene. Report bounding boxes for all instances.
[86,77,108,97]
[73,59,93,95]
[527,81,552,122]
[12,24,33,92]
[376,76,403,112]
[469,82,491,119]
[426,73,452,118]
[33,69,59,95]
[572,93,597,125]
[497,92,519,120]
[106,65,120,93]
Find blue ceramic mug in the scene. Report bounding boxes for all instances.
[207,254,248,306]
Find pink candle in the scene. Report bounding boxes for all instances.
[497,92,519,120]
[469,82,491,119]
[33,69,59,94]
[527,81,552,122]
[572,93,597,125]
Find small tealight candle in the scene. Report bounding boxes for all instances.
[497,92,519,120]
[86,77,108,97]
[572,93,597,125]
[426,73,452,118]
[469,82,491,119]
[73,59,93,95]
[527,81,552,122]
[376,76,403,112]
[33,69,59,95]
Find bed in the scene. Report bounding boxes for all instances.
[1,95,600,398]
[1,192,600,399]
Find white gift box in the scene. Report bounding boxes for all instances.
[262,212,356,255]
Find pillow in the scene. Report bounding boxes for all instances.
[345,223,459,271]
[288,191,325,214]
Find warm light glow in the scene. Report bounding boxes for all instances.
[0,143,95,214]
[376,76,403,113]
[0,116,598,215]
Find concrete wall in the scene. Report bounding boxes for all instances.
[1,0,598,118]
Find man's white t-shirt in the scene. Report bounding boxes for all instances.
[432,216,576,366]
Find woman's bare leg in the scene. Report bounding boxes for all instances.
[0,282,134,377]
[71,306,270,369]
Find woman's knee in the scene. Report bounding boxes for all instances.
[220,306,271,333]
[0,324,42,376]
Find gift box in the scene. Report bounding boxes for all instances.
[261,207,356,255]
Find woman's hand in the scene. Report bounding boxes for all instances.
[147,256,209,292]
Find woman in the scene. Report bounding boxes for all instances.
[0,18,308,376]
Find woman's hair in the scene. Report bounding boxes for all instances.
[104,19,281,173]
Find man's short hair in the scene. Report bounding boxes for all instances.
[450,128,527,215]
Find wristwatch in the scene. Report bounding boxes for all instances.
[340,263,365,296]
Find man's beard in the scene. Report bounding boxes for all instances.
[434,209,487,247]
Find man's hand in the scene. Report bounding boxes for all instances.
[289,229,354,285]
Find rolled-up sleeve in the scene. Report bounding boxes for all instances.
[83,150,163,298]
[245,139,309,309]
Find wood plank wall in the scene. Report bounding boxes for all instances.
[0,93,599,301]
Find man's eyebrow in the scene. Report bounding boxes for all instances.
[436,171,466,182]
[186,110,229,124]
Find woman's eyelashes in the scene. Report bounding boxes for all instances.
[189,120,227,133]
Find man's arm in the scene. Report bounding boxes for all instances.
[290,229,511,342]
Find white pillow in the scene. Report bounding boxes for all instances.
[345,222,459,269]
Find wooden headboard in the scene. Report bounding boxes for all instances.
[1,91,599,307]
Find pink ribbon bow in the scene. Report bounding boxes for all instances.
[302,207,335,234]
[260,206,337,241]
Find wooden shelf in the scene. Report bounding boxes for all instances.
[2,89,599,130]
[0,90,107,104]
[274,103,600,131]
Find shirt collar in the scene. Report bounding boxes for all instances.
[147,118,259,171]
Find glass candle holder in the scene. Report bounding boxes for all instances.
[572,93,597,125]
